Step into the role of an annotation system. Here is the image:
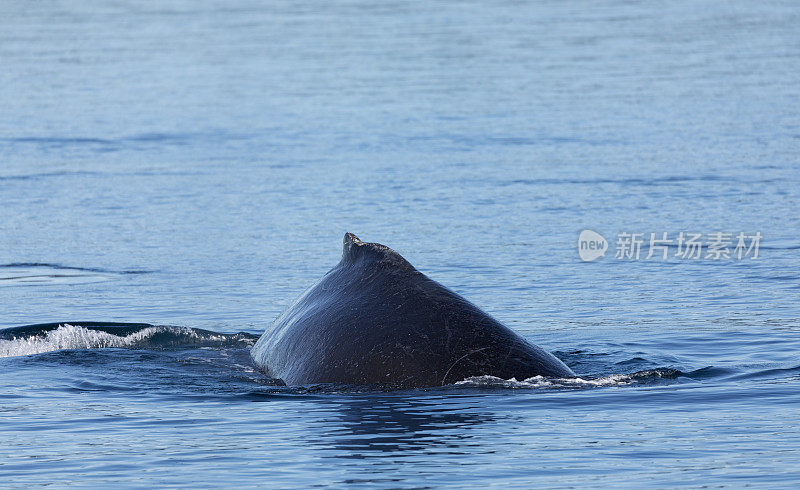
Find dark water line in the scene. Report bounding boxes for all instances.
[0,263,153,274]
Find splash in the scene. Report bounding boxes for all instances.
[0,323,256,358]
[455,369,680,390]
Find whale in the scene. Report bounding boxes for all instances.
[251,233,575,389]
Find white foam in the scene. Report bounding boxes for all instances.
[455,374,633,389]
[0,324,173,358]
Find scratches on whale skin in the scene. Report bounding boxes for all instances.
[441,347,491,386]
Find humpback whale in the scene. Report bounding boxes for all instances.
[251,233,574,389]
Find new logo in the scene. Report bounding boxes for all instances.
[578,230,608,262]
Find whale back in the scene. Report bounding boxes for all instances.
[251,233,574,388]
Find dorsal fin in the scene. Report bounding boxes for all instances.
[341,233,415,270]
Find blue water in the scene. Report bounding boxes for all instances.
[2,0,800,487]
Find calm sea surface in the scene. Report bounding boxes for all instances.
[1,1,799,487]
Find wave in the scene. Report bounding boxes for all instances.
[0,263,150,274]
[0,323,257,358]
[0,263,152,287]
[454,368,683,390]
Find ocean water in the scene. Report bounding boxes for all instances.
[1,0,799,487]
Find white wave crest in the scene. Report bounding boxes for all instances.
[455,374,634,389]
[0,324,181,358]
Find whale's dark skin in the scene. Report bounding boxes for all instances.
[251,233,575,389]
